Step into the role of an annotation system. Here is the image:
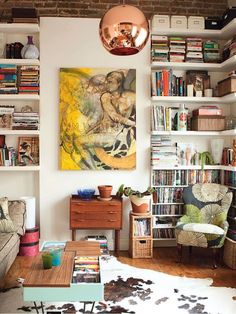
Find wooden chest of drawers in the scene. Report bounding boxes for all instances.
[70,195,123,255]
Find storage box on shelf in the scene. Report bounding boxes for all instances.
[150,18,236,246]
[129,212,153,258]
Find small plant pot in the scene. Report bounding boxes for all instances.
[98,185,113,199]
[129,195,151,215]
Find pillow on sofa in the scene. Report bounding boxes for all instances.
[0,197,16,233]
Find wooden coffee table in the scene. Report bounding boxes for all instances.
[23,241,103,313]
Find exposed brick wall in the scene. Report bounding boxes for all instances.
[0,0,229,22]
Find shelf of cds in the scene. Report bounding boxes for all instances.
[150,20,236,245]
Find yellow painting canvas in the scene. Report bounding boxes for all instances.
[59,68,136,170]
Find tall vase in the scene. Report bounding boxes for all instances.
[210,138,224,164]
[21,36,39,59]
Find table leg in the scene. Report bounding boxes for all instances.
[83,301,95,313]
[115,230,120,256]
[41,302,44,314]
[72,229,76,241]
[33,302,39,314]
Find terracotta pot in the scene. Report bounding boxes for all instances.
[129,195,151,214]
[98,185,113,199]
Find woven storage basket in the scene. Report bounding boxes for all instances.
[130,238,153,258]
[223,237,236,269]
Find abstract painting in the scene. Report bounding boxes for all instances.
[59,68,136,170]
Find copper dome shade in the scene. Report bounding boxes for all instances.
[99,4,149,56]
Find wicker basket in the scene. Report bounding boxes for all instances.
[130,238,153,258]
[223,237,236,269]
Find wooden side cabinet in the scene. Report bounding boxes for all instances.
[70,195,123,255]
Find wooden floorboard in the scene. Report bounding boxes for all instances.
[2,247,236,289]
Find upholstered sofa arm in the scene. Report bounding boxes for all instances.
[219,220,229,233]
[8,200,26,236]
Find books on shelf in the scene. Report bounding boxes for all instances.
[18,65,39,95]
[72,256,100,283]
[151,35,169,62]
[12,111,39,130]
[153,228,175,239]
[155,187,183,203]
[133,218,151,237]
[152,203,183,215]
[0,64,18,94]
[151,135,178,167]
[151,69,186,96]
[85,235,109,255]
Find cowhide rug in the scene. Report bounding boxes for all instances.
[0,256,235,314]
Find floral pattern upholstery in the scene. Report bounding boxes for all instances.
[175,183,232,248]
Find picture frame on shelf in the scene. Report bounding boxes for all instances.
[186,70,210,96]
[18,136,39,166]
[0,105,14,130]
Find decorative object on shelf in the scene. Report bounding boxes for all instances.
[20,196,36,229]
[210,138,224,164]
[21,35,39,59]
[199,151,215,170]
[0,32,5,58]
[18,137,39,166]
[98,185,113,200]
[231,139,236,167]
[99,4,149,55]
[117,184,154,215]
[60,67,136,170]
[77,189,95,201]
[177,104,188,131]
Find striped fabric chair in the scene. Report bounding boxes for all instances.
[175,183,232,268]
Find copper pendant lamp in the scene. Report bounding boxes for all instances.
[99,4,149,56]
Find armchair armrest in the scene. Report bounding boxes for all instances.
[219,220,229,234]
[8,200,26,236]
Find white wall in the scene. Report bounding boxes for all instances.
[40,17,150,249]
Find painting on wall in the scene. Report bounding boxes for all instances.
[59,68,136,170]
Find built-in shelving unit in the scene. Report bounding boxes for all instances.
[150,19,236,246]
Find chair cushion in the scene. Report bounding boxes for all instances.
[0,197,16,233]
[176,223,224,235]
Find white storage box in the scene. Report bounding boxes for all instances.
[188,16,205,29]
[152,15,170,30]
[171,15,187,29]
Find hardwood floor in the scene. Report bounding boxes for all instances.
[2,247,236,289]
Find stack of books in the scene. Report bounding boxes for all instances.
[186,38,203,62]
[86,235,109,255]
[152,105,179,131]
[0,64,18,94]
[12,111,39,130]
[18,65,39,94]
[169,37,186,62]
[72,256,100,283]
[133,219,151,236]
[151,35,169,62]
[151,135,178,167]
[203,41,221,63]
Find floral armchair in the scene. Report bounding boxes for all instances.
[175,183,232,268]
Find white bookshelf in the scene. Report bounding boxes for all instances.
[0,23,39,33]
[0,58,40,65]
[0,166,40,171]
[150,20,236,245]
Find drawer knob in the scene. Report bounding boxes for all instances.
[108,211,116,214]
[108,219,117,222]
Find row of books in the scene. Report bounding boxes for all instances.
[153,228,175,239]
[152,204,183,216]
[154,187,183,204]
[0,105,39,130]
[0,64,39,95]
[151,70,186,96]
[0,146,17,166]
[224,171,236,187]
[0,64,17,94]
[152,169,221,187]
[151,35,220,63]
[153,217,177,228]
[18,65,39,94]
[133,219,151,237]
[86,235,109,255]
[152,169,188,186]
[72,256,100,283]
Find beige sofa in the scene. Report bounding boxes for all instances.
[0,200,26,282]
